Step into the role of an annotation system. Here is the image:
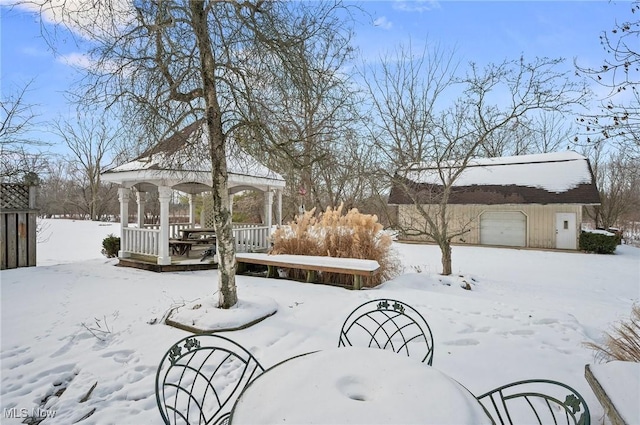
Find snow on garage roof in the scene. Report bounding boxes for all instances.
[405,151,593,194]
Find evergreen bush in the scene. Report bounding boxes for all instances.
[579,231,617,254]
[271,204,401,287]
[102,234,121,258]
[607,228,623,245]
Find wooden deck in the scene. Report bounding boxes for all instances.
[117,253,217,273]
[236,253,380,290]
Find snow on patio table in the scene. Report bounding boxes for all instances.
[231,347,491,424]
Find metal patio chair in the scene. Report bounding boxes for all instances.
[338,298,435,365]
[476,379,591,425]
[155,334,265,425]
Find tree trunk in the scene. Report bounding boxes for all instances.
[440,240,452,276]
[190,0,237,309]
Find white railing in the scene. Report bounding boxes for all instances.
[233,226,270,253]
[232,222,263,229]
[129,223,268,257]
[144,222,194,239]
[123,227,160,256]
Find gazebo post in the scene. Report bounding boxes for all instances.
[276,189,282,226]
[157,186,172,265]
[118,188,131,258]
[136,190,145,228]
[188,194,196,226]
[264,188,273,233]
[229,193,234,221]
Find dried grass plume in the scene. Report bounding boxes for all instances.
[271,204,401,287]
[585,304,640,363]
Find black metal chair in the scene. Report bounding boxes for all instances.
[476,379,591,425]
[155,334,265,425]
[338,298,435,365]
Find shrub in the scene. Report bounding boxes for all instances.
[271,204,401,288]
[606,228,623,245]
[101,234,120,258]
[579,230,617,254]
[585,304,640,362]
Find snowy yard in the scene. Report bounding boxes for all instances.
[1,219,639,424]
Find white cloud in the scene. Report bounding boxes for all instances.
[56,52,124,77]
[7,0,134,40]
[393,0,440,13]
[20,46,50,57]
[57,52,92,69]
[373,16,393,30]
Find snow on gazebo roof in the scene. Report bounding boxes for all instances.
[102,121,284,192]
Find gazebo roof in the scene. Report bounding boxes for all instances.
[102,121,285,194]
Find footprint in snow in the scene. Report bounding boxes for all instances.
[443,338,480,346]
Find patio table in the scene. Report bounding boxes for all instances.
[180,227,216,241]
[229,347,491,424]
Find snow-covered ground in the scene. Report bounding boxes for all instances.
[1,219,639,424]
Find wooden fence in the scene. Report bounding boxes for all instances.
[1,183,37,269]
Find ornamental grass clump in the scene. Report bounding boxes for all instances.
[585,304,640,363]
[271,209,323,257]
[271,204,401,288]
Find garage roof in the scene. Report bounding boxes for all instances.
[389,151,601,205]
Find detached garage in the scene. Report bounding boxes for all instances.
[388,151,600,250]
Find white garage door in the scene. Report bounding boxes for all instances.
[480,211,526,247]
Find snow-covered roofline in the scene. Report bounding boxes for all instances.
[405,151,594,194]
[104,121,284,183]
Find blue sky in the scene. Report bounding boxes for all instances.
[0,1,632,152]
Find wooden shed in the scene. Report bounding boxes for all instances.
[388,151,600,250]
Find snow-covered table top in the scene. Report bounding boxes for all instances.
[235,253,380,272]
[230,347,491,424]
[586,361,640,425]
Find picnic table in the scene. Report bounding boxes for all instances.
[180,227,216,241]
[169,239,198,256]
[167,228,216,257]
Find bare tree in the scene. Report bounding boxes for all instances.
[362,42,458,169]
[37,158,71,217]
[52,112,119,220]
[0,80,49,182]
[478,111,574,157]
[576,1,640,156]
[583,143,640,230]
[244,10,363,213]
[366,45,588,275]
[40,0,354,308]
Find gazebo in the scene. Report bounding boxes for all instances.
[101,121,285,267]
